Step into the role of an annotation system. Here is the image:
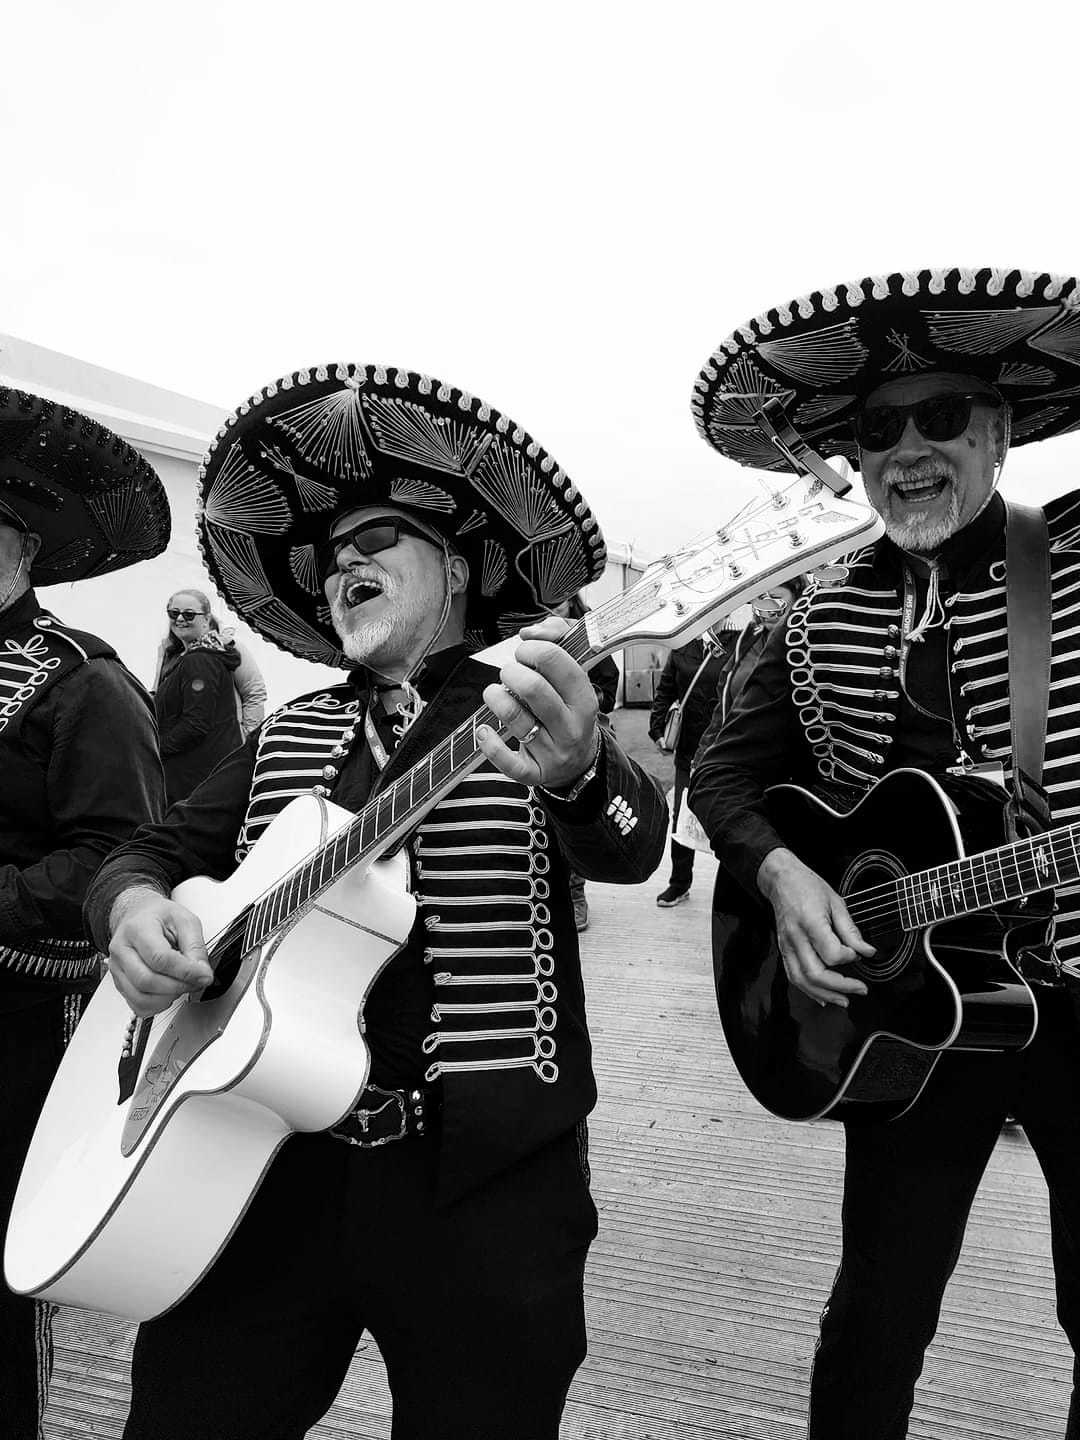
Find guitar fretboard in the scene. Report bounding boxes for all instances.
[225,618,599,960]
[898,823,1080,930]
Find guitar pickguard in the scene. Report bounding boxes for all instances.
[121,941,268,1154]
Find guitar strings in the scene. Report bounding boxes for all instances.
[200,621,603,959]
[194,474,838,959]
[837,826,1080,936]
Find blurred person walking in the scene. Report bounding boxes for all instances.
[649,631,734,907]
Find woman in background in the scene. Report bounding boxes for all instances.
[155,589,242,804]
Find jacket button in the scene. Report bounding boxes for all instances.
[322,765,339,782]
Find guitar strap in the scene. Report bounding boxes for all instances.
[1005,500,1052,840]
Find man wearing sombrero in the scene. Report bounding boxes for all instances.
[84,364,667,1439]
[0,387,168,1437]
[690,269,1080,1437]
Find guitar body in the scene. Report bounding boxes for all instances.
[714,769,1044,1123]
[5,794,415,1320]
[4,476,886,1317]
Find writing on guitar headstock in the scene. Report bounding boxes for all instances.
[581,476,884,655]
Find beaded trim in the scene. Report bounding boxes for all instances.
[692,267,1080,475]
[0,386,169,584]
[417,777,561,1086]
[197,364,608,667]
[0,937,100,984]
[234,690,568,1088]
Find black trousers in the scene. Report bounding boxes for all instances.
[124,1124,597,1440]
[0,994,79,1440]
[809,990,1080,1439]
[667,765,695,890]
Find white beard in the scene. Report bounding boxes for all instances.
[329,590,401,666]
[878,460,961,553]
[328,566,444,672]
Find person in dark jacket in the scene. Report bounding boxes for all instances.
[155,589,242,804]
[648,631,735,905]
[0,387,168,1439]
[84,363,666,1440]
[688,264,1080,1439]
[705,582,802,739]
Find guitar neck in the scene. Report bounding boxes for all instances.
[901,822,1080,930]
[240,616,605,951]
[238,476,882,952]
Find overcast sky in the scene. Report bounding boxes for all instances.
[5,0,1080,559]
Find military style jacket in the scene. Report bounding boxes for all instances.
[0,590,163,1006]
[690,491,1080,972]
[86,651,667,1202]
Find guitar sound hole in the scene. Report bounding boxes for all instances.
[841,850,917,983]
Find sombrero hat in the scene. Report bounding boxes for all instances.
[692,267,1080,473]
[196,364,607,667]
[0,386,170,583]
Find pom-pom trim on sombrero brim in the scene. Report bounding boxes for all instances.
[195,363,607,668]
[692,267,1080,475]
[0,386,170,585]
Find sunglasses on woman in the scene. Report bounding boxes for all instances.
[166,608,204,623]
[316,516,439,580]
[853,393,1001,452]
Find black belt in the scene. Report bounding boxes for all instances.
[328,1083,440,1149]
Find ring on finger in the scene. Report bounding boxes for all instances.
[521,721,541,745]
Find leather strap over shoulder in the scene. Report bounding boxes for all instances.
[1006,500,1052,837]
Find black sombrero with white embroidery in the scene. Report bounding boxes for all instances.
[0,386,170,584]
[196,364,607,667]
[692,267,1080,474]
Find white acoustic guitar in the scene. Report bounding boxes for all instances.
[5,471,883,1320]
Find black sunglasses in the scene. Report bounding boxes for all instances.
[167,607,204,622]
[853,393,1001,452]
[317,516,437,580]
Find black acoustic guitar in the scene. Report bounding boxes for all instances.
[712,767,1068,1123]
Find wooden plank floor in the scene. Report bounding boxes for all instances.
[44,711,1074,1436]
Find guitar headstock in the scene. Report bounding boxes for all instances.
[584,480,884,653]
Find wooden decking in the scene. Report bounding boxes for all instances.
[44,715,1074,1436]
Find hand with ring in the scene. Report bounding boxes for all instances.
[477,616,600,790]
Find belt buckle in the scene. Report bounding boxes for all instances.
[353,1085,409,1146]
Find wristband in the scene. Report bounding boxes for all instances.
[539,728,604,804]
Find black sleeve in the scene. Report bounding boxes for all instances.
[83,734,260,952]
[648,657,677,739]
[0,660,165,944]
[590,653,620,714]
[688,616,806,896]
[159,652,229,756]
[540,731,668,884]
